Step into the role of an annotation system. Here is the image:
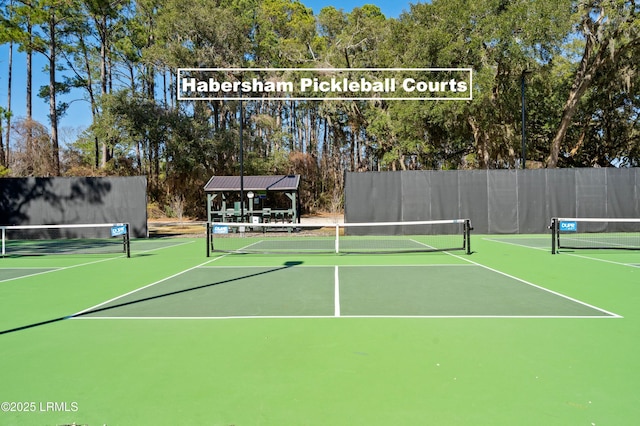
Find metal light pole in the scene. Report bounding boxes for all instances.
[521,70,531,170]
[239,91,244,222]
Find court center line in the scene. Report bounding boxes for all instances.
[334,265,341,317]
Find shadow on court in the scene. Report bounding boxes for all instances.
[0,261,303,336]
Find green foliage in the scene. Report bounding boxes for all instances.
[0,0,638,214]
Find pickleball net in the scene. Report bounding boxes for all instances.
[1,223,131,257]
[206,219,472,255]
[550,217,640,254]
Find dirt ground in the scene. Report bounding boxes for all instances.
[147,212,344,237]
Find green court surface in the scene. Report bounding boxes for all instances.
[1,235,639,425]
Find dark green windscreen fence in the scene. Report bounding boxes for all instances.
[0,177,147,238]
[345,169,640,234]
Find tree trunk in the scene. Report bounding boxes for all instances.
[1,40,12,166]
[546,33,605,168]
[49,15,60,176]
[98,14,111,168]
[26,19,32,150]
[77,30,99,168]
[468,116,489,169]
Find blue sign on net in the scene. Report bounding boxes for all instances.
[559,221,578,232]
[213,225,229,234]
[110,225,127,237]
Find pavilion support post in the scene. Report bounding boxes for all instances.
[285,192,297,222]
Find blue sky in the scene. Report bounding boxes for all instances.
[306,0,413,17]
[0,1,417,136]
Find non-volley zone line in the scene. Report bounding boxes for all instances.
[73,262,620,320]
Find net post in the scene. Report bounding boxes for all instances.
[550,218,557,254]
[206,222,211,257]
[1,227,5,257]
[464,219,472,255]
[335,224,340,253]
[125,223,131,258]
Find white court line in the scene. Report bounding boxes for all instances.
[334,266,340,317]
[198,264,475,268]
[559,252,640,268]
[77,314,619,320]
[0,266,64,268]
[482,237,550,252]
[75,260,620,320]
[133,239,195,254]
[71,235,622,320]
